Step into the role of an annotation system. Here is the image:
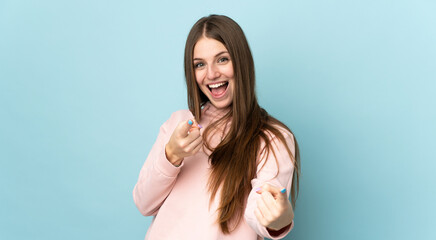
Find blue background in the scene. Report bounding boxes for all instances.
[1,0,435,239]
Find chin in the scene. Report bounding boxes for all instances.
[211,99,232,109]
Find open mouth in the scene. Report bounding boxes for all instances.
[208,81,229,98]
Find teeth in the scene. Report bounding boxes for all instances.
[208,82,227,89]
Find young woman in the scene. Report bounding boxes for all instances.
[133,15,300,239]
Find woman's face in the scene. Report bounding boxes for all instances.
[193,37,234,109]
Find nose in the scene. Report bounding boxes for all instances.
[206,63,220,80]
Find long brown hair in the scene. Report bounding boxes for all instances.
[184,15,300,234]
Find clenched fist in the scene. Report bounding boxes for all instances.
[254,183,294,232]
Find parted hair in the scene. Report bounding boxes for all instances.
[184,14,300,234]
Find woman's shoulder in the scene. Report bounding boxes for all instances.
[257,122,297,166]
[259,121,296,155]
[264,122,295,142]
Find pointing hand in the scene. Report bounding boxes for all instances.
[165,119,202,166]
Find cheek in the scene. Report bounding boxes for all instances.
[225,65,235,78]
[195,70,205,84]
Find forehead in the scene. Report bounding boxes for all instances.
[193,37,228,58]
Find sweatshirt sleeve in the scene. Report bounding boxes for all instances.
[132,112,186,216]
[244,131,296,239]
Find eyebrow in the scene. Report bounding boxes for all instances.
[193,51,228,61]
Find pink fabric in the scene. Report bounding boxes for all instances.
[133,102,295,240]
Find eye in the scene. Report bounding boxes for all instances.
[194,62,204,69]
[218,57,229,63]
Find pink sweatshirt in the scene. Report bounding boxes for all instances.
[133,102,296,240]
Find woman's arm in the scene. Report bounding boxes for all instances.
[244,131,296,239]
[132,118,183,216]
[133,109,201,216]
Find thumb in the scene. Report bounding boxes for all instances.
[177,119,194,137]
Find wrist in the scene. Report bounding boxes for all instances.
[165,144,183,166]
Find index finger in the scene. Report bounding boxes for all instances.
[186,127,201,142]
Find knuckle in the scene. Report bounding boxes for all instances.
[271,210,280,219]
[180,140,188,149]
[261,219,268,227]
